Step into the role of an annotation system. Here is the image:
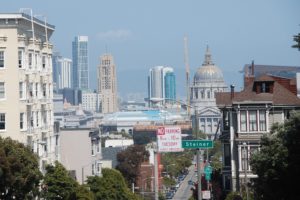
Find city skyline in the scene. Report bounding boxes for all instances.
[2,0,299,99]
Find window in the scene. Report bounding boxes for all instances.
[20,113,24,129]
[207,91,211,99]
[91,141,95,156]
[0,51,4,68]
[18,50,23,68]
[35,83,38,97]
[19,82,24,99]
[207,118,212,133]
[201,90,204,99]
[0,82,5,99]
[92,164,95,175]
[28,52,33,68]
[259,111,266,131]
[43,84,46,97]
[241,146,248,171]
[30,112,34,128]
[36,111,39,127]
[240,111,247,132]
[42,55,46,68]
[97,140,100,153]
[0,113,5,130]
[200,118,205,133]
[249,111,258,131]
[224,143,231,166]
[29,83,33,97]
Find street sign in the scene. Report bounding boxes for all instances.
[157,126,183,152]
[182,140,213,149]
[204,165,213,181]
[202,190,211,199]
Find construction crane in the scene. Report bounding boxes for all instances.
[184,36,191,116]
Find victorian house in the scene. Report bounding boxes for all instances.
[216,68,300,192]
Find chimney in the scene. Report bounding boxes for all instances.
[251,60,255,76]
[230,84,235,99]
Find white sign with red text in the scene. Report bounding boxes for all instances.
[157,126,183,152]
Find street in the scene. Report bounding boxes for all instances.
[172,164,196,200]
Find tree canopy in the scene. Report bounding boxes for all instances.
[250,111,300,200]
[0,137,42,199]
[116,145,149,185]
[292,32,300,50]
[87,168,138,200]
[41,161,79,199]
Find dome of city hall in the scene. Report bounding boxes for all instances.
[194,47,224,83]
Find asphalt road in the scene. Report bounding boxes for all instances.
[172,165,196,200]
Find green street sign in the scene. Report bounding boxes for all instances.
[182,140,213,149]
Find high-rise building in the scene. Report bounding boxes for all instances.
[72,36,89,89]
[52,52,62,91]
[0,12,58,170]
[164,70,176,102]
[57,58,72,89]
[148,66,176,107]
[97,54,118,113]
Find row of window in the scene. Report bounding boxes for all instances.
[0,111,51,131]
[240,110,266,132]
[0,50,52,70]
[199,118,219,134]
[0,82,52,100]
[192,89,224,100]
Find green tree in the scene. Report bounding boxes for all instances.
[41,161,78,199]
[87,168,138,200]
[250,111,300,200]
[116,145,149,185]
[292,32,300,50]
[0,137,42,199]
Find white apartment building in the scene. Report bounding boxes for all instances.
[0,12,57,171]
[81,90,101,112]
[57,58,72,89]
[97,54,118,113]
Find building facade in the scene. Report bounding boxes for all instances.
[216,74,300,192]
[190,47,227,139]
[81,90,101,112]
[0,12,57,170]
[97,54,118,113]
[57,58,72,89]
[148,66,176,107]
[72,36,89,90]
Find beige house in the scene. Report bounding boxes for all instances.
[0,12,57,171]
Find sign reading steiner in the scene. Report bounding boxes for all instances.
[157,126,183,152]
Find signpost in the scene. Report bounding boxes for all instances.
[157,126,183,152]
[182,140,213,149]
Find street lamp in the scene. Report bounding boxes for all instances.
[243,142,249,200]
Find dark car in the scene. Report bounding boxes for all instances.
[188,180,194,185]
[166,192,174,199]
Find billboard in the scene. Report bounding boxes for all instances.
[157,126,183,152]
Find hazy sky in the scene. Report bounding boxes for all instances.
[2,0,300,100]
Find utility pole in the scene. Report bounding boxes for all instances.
[154,149,159,200]
[184,36,190,117]
[195,109,202,200]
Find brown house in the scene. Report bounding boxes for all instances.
[216,74,300,192]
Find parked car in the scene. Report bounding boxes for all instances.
[188,180,194,185]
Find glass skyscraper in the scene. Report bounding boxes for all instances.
[148,66,176,107]
[72,36,89,89]
[164,71,176,101]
